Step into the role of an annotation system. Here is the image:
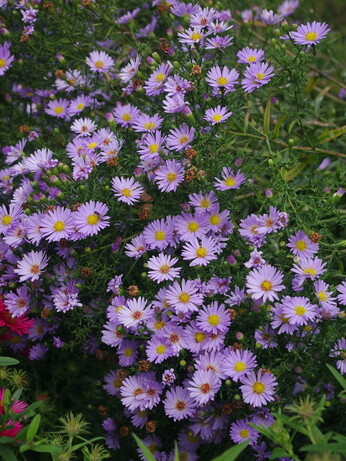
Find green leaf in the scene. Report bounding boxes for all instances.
[326,364,346,390]
[272,413,308,436]
[71,437,104,452]
[318,125,346,144]
[272,115,287,138]
[211,441,248,461]
[132,433,156,461]
[0,446,18,461]
[12,389,23,401]
[0,357,19,367]
[0,436,14,444]
[31,444,64,454]
[300,443,346,455]
[174,441,180,461]
[270,447,291,460]
[263,99,271,135]
[26,414,41,442]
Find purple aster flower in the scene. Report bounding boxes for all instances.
[118,340,138,366]
[205,65,239,94]
[242,62,275,93]
[74,201,110,236]
[291,22,331,47]
[165,279,204,314]
[240,370,278,407]
[257,206,282,234]
[164,75,193,96]
[166,125,195,152]
[28,343,48,360]
[278,0,299,17]
[113,103,140,127]
[336,281,346,306]
[0,42,14,76]
[40,206,74,242]
[144,62,173,96]
[187,370,221,405]
[230,418,259,446]
[245,250,266,269]
[143,218,174,250]
[237,46,265,64]
[117,297,153,329]
[205,35,233,50]
[120,375,148,411]
[330,338,346,374]
[292,256,326,280]
[177,27,210,47]
[146,336,174,364]
[171,2,200,17]
[226,286,247,306]
[190,7,217,27]
[68,94,92,117]
[86,50,114,73]
[251,408,275,428]
[223,348,257,382]
[116,7,140,24]
[155,159,185,192]
[45,98,70,119]
[71,117,97,137]
[162,368,176,386]
[181,236,220,266]
[132,113,163,132]
[254,326,278,349]
[287,230,319,257]
[13,250,48,282]
[214,168,246,190]
[260,9,283,25]
[138,131,166,158]
[270,302,299,334]
[164,386,196,421]
[118,55,141,83]
[313,280,338,316]
[0,203,22,234]
[111,176,144,205]
[281,296,317,325]
[204,105,232,124]
[147,254,181,282]
[195,350,228,379]
[125,235,147,258]
[4,286,30,317]
[196,302,231,334]
[174,212,209,241]
[246,264,285,302]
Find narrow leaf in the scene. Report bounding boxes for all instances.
[300,443,346,454]
[263,99,271,135]
[0,357,19,367]
[326,364,346,390]
[211,441,248,461]
[31,445,64,454]
[318,125,346,144]
[132,433,157,461]
[0,446,18,461]
[270,447,290,460]
[26,414,41,442]
[174,441,180,461]
[273,115,287,138]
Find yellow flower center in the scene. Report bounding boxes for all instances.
[144,122,155,130]
[234,361,246,372]
[179,135,189,144]
[212,114,222,122]
[88,142,98,149]
[167,172,177,182]
[239,430,250,438]
[53,221,65,232]
[121,188,132,197]
[31,264,40,274]
[247,56,256,62]
[295,240,307,250]
[303,268,317,276]
[2,176,9,180]
[224,177,236,187]
[54,106,64,114]
[155,230,166,241]
[149,144,159,153]
[122,113,132,121]
[196,247,207,258]
[155,73,165,82]
[261,280,273,291]
[195,332,206,343]
[1,215,13,226]
[207,314,220,326]
[252,381,266,394]
[124,348,133,357]
[217,77,228,85]
[95,60,104,69]
[159,264,170,274]
[255,72,265,80]
[188,221,199,232]
[304,325,312,332]
[179,292,190,303]
[191,32,202,41]
[295,305,307,316]
[87,214,99,225]
[317,292,327,302]
[209,215,220,225]
[156,345,167,354]
[0,58,6,68]
[200,198,211,208]
[77,103,85,110]
[305,32,318,41]
[155,320,165,330]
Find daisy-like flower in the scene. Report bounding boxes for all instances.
[205,65,239,94]
[204,105,232,124]
[174,212,208,241]
[336,281,346,305]
[147,254,181,283]
[246,264,285,302]
[261,9,283,25]
[188,191,218,213]
[287,230,319,257]
[205,35,233,50]
[22,148,58,173]
[313,280,338,317]
[237,46,265,64]
[181,236,219,266]
[281,296,317,325]
[68,94,91,117]
[242,62,275,93]
[223,349,258,382]
[187,370,221,405]
[155,159,185,193]
[40,206,74,242]
[4,286,30,318]
[74,201,110,236]
[330,338,346,374]
[144,62,173,96]
[0,42,14,76]
[120,375,148,411]
[240,370,278,407]
[138,131,166,158]
[214,167,246,191]
[278,0,299,17]
[117,297,153,329]
[146,336,174,364]
[164,386,196,421]
[132,113,163,133]
[111,176,144,205]
[125,235,147,259]
[195,350,228,379]
[0,204,22,234]
[230,419,259,445]
[118,55,141,83]
[45,98,70,118]
[177,27,210,47]
[196,302,231,334]
[143,218,174,250]
[166,125,195,152]
[292,256,326,280]
[113,103,140,128]
[86,50,114,73]
[13,250,49,282]
[165,279,204,314]
[270,302,299,334]
[190,7,217,27]
[71,117,97,137]
[291,21,331,47]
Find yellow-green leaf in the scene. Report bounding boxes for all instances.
[318,125,346,144]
